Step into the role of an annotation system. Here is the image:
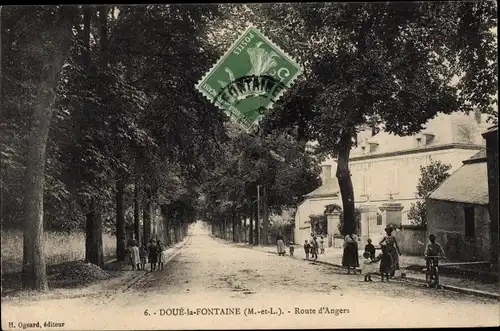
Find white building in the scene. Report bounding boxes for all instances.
[295,111,490,247]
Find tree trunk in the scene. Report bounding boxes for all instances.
[142,188,152,246]
[81,5,103,267]
[262,185,269,245]
[242,216,247,243]
[98,6,109,65]
[164,216,171,246]
[134,175,141,245]
[235,213,240,242]
[173,222,179,243]
[220,218,224,239]
[160,205,168,246]
[336,131,356,235]
[85,197,104,267]
[21,5,76,292]
[232,213,236,242]
[254,201,259,245]
[84,5,110,268]
[115,179,126,261]
[298,119,308,151]
[182,223,187,239]
[249,201,254,245]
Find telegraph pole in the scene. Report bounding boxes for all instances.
[257,184,261,246]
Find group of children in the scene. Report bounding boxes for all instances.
[361,238,392,282]
[361,234,445,282]
[126,239,166,272]
[303,236,325,260]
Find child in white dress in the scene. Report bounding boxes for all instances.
[361,251,377,282]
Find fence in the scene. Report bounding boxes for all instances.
[401,209,412,225]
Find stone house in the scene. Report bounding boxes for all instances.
[426,149,490,261]
[295,112,489,247]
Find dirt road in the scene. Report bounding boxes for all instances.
[2,222,499,329]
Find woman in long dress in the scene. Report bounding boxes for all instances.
[130,240,140,271]
[276,233,286,256]
[342,233,359,274]
[379,227,401,277]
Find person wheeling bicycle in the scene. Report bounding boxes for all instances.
[424,234,446,285]
[425,234,446,265]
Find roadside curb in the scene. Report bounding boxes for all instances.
[1,236,191,303]
[401,275,500,300]
[0,289,118,303]
[315,259,499,300]
[219,238,500,301]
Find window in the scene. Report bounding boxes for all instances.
[376,213,382,225]
[464,206,475,237]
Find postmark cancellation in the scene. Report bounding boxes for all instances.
[195,25,302,132]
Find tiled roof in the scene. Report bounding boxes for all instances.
[348,112,488,158]
[429,161,488,205]
[304,179,339,198]
[463,148,487,164]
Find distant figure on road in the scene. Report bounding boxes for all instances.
[130,240,140,271]
[310,236,319,260]
[379,227,401,277]
[304,240,311,259]
[139,245,148,270]
[342,233,359,274]
[364,238,376,260]
[319,236,325,254]
[289,242,295,257]
[157,240,165,271]
[148,239,158,271]
[276,233,286,256]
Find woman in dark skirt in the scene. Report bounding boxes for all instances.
[148,239,158,271]
[375,244,393,282]
[342,233,359,274]
[379,227,401,277]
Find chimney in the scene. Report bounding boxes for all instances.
[321,165,332,183]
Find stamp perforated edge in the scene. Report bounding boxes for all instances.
[247,26,303,111]
[195,24,257,103]
[195,23,303,132]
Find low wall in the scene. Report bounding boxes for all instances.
[333,236,344,248]
[394,227,426,256]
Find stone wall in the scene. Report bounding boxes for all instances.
[394,227,426,256]
[427,199,491,261]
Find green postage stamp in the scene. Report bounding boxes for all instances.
[196,25,302,131]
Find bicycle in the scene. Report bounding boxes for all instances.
[425,255,446,289]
